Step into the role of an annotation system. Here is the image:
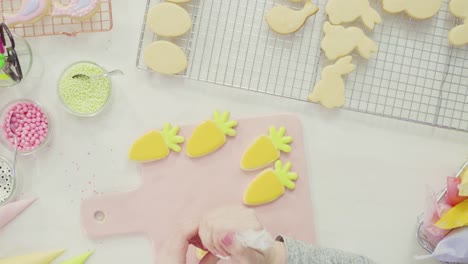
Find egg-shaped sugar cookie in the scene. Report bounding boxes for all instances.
[144,41,188,75]
[147,3,192,37]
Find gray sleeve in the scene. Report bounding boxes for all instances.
[279,236,375,264]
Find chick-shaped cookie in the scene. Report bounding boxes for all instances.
[265,0,319,34]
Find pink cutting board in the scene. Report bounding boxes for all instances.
[81,114,315,264]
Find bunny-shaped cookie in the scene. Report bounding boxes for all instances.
[321,22,378,60]
[308,56,356,109]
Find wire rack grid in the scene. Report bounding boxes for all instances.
[0,0,113,37]
[136,0,468,132]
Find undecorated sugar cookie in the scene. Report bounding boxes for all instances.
[265,0,319,34]
[51,0,101,20]
[186,111,237,158]
[0,250,64,264]
[382,0,444,19]
[241,126,292,171]
[147,3,192,37]
[129,123,185,162]
[59,251,93,264]
[449,0,468,46]
[321,22,378,60]
[326,0,382,30]
[3,0,51,26]
[243,160,298,206]
[167,0,191,3]
[308,56,356,109]
[144,41,188,75]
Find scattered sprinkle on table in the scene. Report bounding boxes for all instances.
[2,101,49,153]
[59,62,111,116]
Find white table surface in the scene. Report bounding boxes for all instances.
[1,1,467,264]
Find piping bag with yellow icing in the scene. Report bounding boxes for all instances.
[448,0,468,46]
[244,160,298,206]
[129,123,185,162]
[3,0,51,26]
[241,126,292,171]
[308,56,356,109]
[58,251,93,264]
[0,250,64,264]
[435,199,468,230]
[186,111,237,158]
[265,0,319,34]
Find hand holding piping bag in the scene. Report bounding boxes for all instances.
[158,207,286,264]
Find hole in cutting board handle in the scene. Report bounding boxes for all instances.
[94,211,106,222]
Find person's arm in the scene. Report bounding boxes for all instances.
[278,236,374,264]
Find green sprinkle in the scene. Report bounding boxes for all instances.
[59,62,111,115]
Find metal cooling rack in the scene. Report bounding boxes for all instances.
[0,0,113,37]
[136,0,468,132]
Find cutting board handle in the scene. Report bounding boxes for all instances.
[81,191,142,239]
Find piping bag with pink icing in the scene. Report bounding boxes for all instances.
[3,0,51,26]
[52,0,100,20]
[0,197,37,230]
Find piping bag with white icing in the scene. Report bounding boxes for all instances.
[208,230,275,261]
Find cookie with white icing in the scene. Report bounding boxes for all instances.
[51,0,101,20]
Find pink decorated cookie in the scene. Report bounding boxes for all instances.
[51,0,100,20]
[3,0,51,26]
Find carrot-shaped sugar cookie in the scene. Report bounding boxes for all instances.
[241,126,292,171]
[129,123,185,162]
[186,111,237,158]
[244,160,298,206]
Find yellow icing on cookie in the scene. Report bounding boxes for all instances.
[187,111,237,158]
[244,160,298,206]
[308,56,356,109]
[196,248,208,260]
[321,22,378,60]
[382,0,443,19]
[326,0,382,30]
[129,123,185,162]
[265,0,319,34]
[459,166,468,197]
[0,250,64,264]
[435,199,468,229]
[449,0,468,46]
[241,127,292,171]
[59,251,93,264]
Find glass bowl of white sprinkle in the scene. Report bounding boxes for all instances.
[57,61,112,117]
[0,155,18,206]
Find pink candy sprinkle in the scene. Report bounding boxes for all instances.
[2,102,49,152]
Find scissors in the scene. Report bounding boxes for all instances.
[0,23,23,83]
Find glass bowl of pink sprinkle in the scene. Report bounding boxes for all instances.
[0,100,52,155]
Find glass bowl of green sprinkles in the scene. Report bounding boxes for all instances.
[58,61,112,117]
